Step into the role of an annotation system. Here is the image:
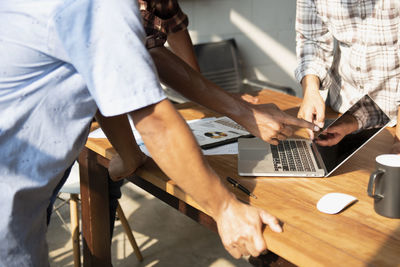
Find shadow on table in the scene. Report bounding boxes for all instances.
[368,225,400,266]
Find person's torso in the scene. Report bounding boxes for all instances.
[315,0,400,119]
[0,0,97,182]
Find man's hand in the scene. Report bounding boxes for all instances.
[240,103,319,145]
[315,114,358,146]
[298,75,325,139]
[94,112,148,181]
[108,152,147,181]
[216,198,282,259]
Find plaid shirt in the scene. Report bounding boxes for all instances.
[295,0,400,122]
[138,0,188,49]
[349,95,390,130]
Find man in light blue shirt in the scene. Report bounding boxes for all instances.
[0,0,164,265]
[0,0,288,265]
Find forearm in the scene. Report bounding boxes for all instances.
[301,74,320,95]
[130,99,235,217]
[95,111,144,163]
[167,29,200,72]
[149,46,251,124]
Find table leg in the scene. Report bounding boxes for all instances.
[79,148,112,267]
[70,193,81,267]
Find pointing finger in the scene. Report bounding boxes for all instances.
[283,115,320,132]
[280,125,294,137]
[315,106,325,128]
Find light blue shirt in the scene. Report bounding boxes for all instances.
[0,0,165,266]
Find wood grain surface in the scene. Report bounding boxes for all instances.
[85,90,400,267]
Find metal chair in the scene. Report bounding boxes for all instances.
[56,162,143,267]
[163,38,295,103]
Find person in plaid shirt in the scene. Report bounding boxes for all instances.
[295,0,400,154]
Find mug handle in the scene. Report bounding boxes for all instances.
[367,169,385,199]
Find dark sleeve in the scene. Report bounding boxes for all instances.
[156,0,188,34]
[139,0,188,49]
[349,96,390,130]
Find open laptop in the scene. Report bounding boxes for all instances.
[238,94,391,177]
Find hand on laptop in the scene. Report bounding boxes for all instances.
[215,197,282,259]
[315,114,358,146]
[238,103,319,145]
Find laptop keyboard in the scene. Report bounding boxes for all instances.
[271,140,316,172]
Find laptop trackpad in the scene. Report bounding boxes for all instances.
[239,149,268,161]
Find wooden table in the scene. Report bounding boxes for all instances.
[79,89,400,267]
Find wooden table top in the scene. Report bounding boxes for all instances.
[85,89,400,267]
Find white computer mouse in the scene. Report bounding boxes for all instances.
[317,193,358,214]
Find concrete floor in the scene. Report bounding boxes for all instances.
[47,182,252,267]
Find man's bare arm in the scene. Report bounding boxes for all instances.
[130,99,282,258]
[149,46,317,144]
[298,74,325,139]
[167,30,258,105]
[167,29,200,72]
[94,112,146,180]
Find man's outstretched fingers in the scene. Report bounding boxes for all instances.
[315,106,325,129]
[280,125,294,138]
[268,138,280,145]
[283,115,320,132]
[259,210,282,233]
[276,133,288,141]
[226,246,242,259]
[250,227,268,256]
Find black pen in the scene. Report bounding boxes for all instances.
[226,177,257,199]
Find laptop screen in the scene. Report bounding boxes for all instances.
[314,95,391,174]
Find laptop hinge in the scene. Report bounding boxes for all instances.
[310,142,327,175]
